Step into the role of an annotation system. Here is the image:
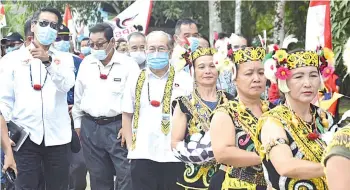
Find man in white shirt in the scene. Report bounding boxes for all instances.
[122,31,193,190]
[127,32,147,69]
[0,7,75,190]
[72,23,139,190]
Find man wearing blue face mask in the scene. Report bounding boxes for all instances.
[122,31,193,190]
[72,22,139,190]
[1,32,24,54]
[0,7,75,190]
[53,24,87,190]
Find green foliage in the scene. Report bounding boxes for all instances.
[17,1,103,25]
[1,3,32,37]
[331,0,350,95]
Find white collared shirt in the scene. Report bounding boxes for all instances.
[123,66,193,162]
[72,51,140,129]
[0,43,75,146]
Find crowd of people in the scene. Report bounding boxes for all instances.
[0,6,350,190]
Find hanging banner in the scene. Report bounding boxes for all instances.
[109,0,152,40]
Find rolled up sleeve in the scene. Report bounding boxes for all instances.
[46,54,75,93]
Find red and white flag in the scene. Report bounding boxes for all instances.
[109,0,153,40]
[305,0,332,50]
[63,4,77,49]
[0,3,6,28]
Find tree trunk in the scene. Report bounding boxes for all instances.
[235,0,241,35]
[208,0,222,46]
[273,0,285,46]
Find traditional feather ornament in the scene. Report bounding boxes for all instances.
[282,35,298,49]
[278,79,290,93]
[264,58,277,83]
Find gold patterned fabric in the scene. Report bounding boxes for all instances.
[323,124,350,166]
[211,99,271,190]
[285,51,320,70]
[174,90,232,189]
[131,66,175,150]
[254,104,335,190]
[190,48,217,62]
[232,47,266,64]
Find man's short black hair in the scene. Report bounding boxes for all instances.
[175,18,197,35]
[127,32,145,42]
[24,18,34,38]
[89,23,114,41]
[32,7,63,25]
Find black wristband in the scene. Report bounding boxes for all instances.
[42,55,52,65]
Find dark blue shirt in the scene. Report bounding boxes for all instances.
[67,55,82,105]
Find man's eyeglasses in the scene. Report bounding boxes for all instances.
[56,36,71,42]
[88,41,109,49]
[147,46,168,53]
[34,20,59,30]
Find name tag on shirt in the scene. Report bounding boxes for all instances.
[114,78,121,82]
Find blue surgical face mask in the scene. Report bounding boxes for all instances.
[91,42,112,60]
[35,25,57,46]
[6,46,21,53]
[81,46,91,55]
[146,52,169,70]
[54,41,70,52]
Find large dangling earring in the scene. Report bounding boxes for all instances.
[320,111,329,128]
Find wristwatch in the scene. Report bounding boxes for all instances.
[42,56,52,67]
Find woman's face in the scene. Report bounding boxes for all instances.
[194,55,218,87]
[235,61,266,99]
[286,66,321,104]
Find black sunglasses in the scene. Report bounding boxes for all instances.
[34,20,59,30]
[55,36,70,42]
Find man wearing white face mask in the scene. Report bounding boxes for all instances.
[72,23,139,190]
[0,7,75,190]
[122,31,193,189]
[127,32,147,69]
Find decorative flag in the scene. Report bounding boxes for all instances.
[0,3,6,28]
[305,0,332,50]
[319,92,344,110]
[63,4,77,49]
[109,0,152,40]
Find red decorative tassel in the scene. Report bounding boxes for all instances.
[227,49,233,56]
[100,74,108,79]
[273,44,279,51]
[307,130,320,141]
[33,84,42,91]
[150,100,160,107]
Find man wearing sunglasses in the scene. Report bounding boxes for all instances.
[0,7,75,190]
[53,24,87,190]
[1,32,24,54]
[72,22,139,190]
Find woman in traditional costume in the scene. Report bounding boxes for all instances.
[254,38,338,190]
[171,47,234,190]
[323,37,350,190]
[209,44,270,190]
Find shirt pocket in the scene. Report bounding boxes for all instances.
[110,78,124,95]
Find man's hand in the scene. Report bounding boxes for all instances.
[117,128,126,148]
[30,41,50,62]
[2,154,17,176]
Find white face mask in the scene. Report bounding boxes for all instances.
[129,51,146,65]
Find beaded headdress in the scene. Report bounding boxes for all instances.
[232,47,266,64]
[263,35,334,92]
[190,47,217,62]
